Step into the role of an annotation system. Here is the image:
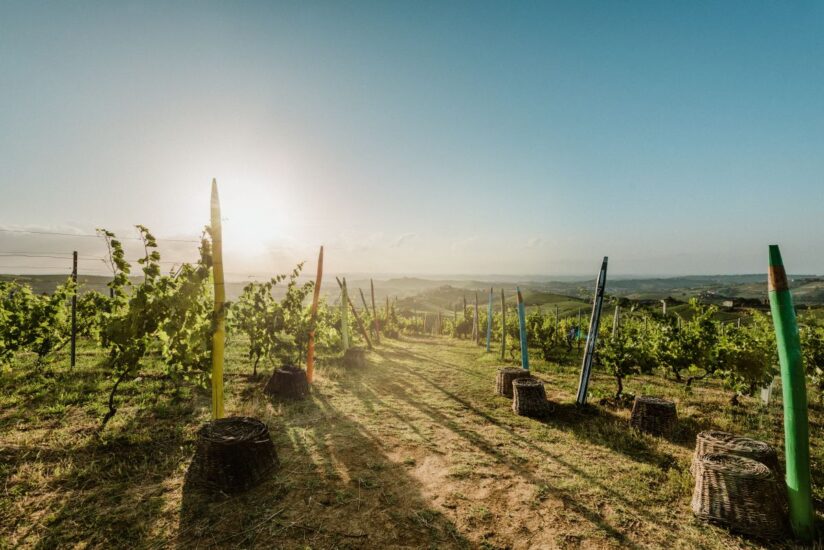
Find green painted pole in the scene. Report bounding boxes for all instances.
[768,245,815,541]
[516,287,529,370]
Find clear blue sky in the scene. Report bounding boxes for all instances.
[0,1,822,277]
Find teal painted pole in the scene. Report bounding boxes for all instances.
[768,245,815,541]
[577,257,608,406]
[486,287,493,352]
[516,287,529,370]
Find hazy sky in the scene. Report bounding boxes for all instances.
[1,1,822,278]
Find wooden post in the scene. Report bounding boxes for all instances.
[577,308,582,351]
[339,278,350,351]
[370,279,380,344]
[70,251,77,369]
[337,277,372,349]
[576,257,608,406]
[554,305,559,343]
[500,289,506,360]
[210,179,226,419]
[473,292,479,344]
[486,287,493,352]
[661,299,667,316]
[359,288,370,313]
[463,296,467,319]
[612,305,620,336]
[516,287,529,370]
[306,246,323,384]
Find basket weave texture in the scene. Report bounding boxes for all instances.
[264,365,309,400]
[496,367,532,398]
[691,431,780,477]
[629,396,677,436]
[691,453,787,539]
[512,378,551,418]
[190,416,278,493]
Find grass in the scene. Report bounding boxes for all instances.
[1,335,822,548]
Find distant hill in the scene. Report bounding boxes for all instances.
[5,272,824,306]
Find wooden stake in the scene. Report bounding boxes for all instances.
[210,179,226,419]
[500,289,506,360]
[336,277,372,349]
[70,251,77,369]
[306,246,323,384]
[371,279,380,344]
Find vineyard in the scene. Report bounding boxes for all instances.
[0,215,822,548]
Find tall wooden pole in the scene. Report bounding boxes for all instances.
[612,305,620,336]
[516,287,529,370]
[486,287,493,352]
[306,246,323,384]
[576,257,607,406]
[371,279,380,344]
[500,289,506,360]
[70,251,77,369]
[473,292,479,344]
[337,277,372,349]
[210,179,225,419]
[340,279,350,351]
[577,308,582,351]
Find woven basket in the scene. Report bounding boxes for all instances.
[629,396,677,436]
[264,365,309,400]
[496,367,532,398]
[190,416,278,493]
[512,378,551,418]
[691,453,787,539]
[691,431,780,477]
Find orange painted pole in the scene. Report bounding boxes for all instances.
[306,245,323,384]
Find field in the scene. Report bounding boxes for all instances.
[2,334,822,549]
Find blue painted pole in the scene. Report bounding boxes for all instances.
[516,287,529,370]
[486,287,493,352]
[576,257,608,406]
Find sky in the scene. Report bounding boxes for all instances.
[0,1,822,279]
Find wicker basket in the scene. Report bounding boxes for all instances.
[496,367,532,398]
[264,365,309,400]
[629,396,677,436]
[691,453,787,539]
[691,431,780,477]
[190,416,278,493]
[512,378,551,418]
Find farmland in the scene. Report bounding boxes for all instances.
[2,331,822,549]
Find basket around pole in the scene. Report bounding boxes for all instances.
[691,453,787,540]
[264,365,309,400]
[496,367,532,398]
[190,416,279,494]
[512,378,551,418]
[691,431,781,477]
[629,396,677,436]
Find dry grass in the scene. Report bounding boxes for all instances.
[1,335,822,549]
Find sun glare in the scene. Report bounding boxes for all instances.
[218,179,292,257]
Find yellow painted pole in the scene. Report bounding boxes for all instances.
[306,245,324,384]
[210,179,225,419]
